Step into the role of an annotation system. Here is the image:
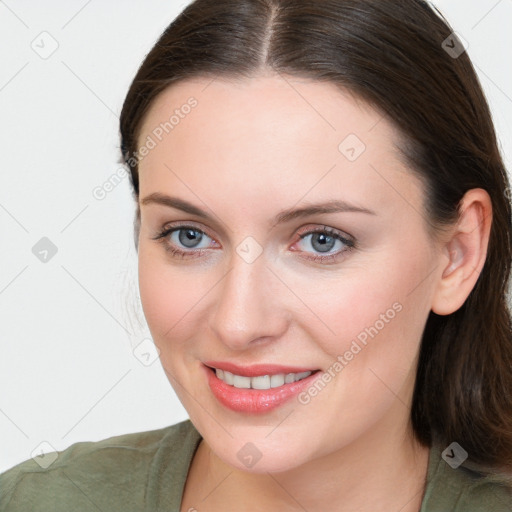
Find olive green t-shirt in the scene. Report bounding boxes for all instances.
[1,419,510,511]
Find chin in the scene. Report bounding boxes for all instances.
[223,450,307,474]
[205,431,314,474]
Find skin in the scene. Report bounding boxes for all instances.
[136,73,492,511]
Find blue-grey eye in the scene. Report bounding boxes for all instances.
[298,231,348,254]
[177,228,205,248]
[309,232,337,253]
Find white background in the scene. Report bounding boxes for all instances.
[1,0,511,472]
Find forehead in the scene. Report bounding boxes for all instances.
[136,74,422,219]
[138,74,394,154]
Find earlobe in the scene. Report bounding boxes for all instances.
[431,188,492,316]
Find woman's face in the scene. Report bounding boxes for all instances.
[136,74,445,473]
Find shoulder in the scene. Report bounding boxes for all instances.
[0,420,201,512]
[422,442,512,511]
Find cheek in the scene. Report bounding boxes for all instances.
[302,246,433,368]
[137,246,204,348]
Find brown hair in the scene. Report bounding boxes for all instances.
[119,0,512,476]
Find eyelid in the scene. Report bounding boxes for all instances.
[295,224,354,243]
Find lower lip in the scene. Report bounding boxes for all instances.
[204,365,320,413]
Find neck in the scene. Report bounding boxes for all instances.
[186,403,430,512]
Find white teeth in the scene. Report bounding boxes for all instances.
[295,371,312,381]
[285,373,295,384]
[251,375,271,389]
[223,371,234,385]
[270,374,285,388]
[232,375,251,388]
[215,369,313,390]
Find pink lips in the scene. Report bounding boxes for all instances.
[203,361,320,414]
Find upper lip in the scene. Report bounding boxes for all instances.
[204,361,318,377]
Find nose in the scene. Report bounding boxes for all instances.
[208,251,290,350]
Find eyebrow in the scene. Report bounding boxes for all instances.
[140,192,377,225]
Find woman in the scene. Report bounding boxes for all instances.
[1,0,511,510]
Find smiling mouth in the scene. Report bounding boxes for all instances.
[207,366,320,390]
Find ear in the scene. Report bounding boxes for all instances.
[431,188,492,316]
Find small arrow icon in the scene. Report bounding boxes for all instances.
[237,442,262,468]
[445,449,455,458]
[442,32,468,59]
[339,134,366,161]
[30,31,59,60]
[31,441,58,468]
[441,442,468,469]
[32,237,58,263]
[133,338,160,366]
[236,237,263,264]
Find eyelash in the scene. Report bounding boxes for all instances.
[151,223,356,264]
